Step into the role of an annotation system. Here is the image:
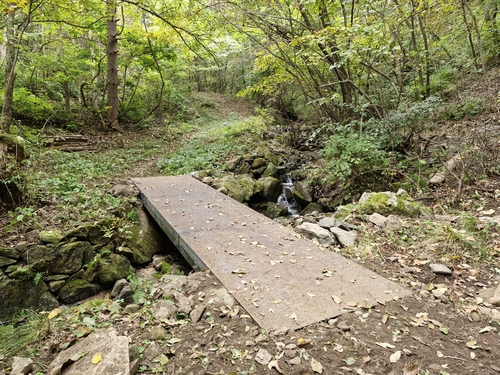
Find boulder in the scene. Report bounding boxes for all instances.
[24,242,94,275]
[266,202,289,219]
[220,175,254,202]
[47,328,130,375]
[251,157,267,168]
[330,227,357,247]
[259,176,283,202]
[125,208,166,265]
[262,163,278,178]
[0,279,49,319]
[301,203,323,215]
[0,247,21,259]
[293,181,312,207]
[39,230,63,244]
[295,222,334,246]
[333,204,356,220]
[58,279,101,304]
[96,253,134,287]
[65,220,114,246]
[357,189,423,217]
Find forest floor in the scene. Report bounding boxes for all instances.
[2,77,500,375]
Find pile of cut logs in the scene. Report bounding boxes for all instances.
[45,135,97,152]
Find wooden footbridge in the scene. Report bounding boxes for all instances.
[132,176,411,330]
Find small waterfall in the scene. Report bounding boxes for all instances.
[277,173,299,216]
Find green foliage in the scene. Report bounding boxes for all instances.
[158,115,268,175]
[442,97,483,120]
[7,206,39,231]
[11,88,54,125]
[319,130,390,183]
[0,311,48,358]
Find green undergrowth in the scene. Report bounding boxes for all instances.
[157,114,269,175]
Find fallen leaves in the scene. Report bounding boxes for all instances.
[375,342,396,349]
[389,350,401,363]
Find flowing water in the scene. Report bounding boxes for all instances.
[277,173,299,216]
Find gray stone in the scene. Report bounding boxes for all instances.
[38,291,59,311]
[172,290,192,314]
[117,285,135,304]
[190,305,206,323]
[48,280,66,293]
[154,300,177,320]
[107,183,139,197]
[207,288,235,307]
[15,241,29,253]
[429,263,453,275]
[148,326,168,341]
[252,157,267,168]
[435,214,458,222]
[337,321,351,331]
[111,278,129,298]
[10,357,33,375]
[490,283,500,307]
[318,217,336,229]
[368,212,387,226]
[255,348,273,365]
[47,328,129,375]
[385,214,403,231]
[159,274,188,290]
[226,156,243,171]
[65,221,113,246]
[295,222,334,246]
[330,227,357,247]
[289,357,301,365]
[123,304,140,314]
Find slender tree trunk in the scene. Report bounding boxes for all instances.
[1,9,18,133]
[107,0,120,130]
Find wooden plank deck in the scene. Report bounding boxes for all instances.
[132,175,411,331]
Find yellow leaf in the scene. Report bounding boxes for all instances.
[92,353,102,364]
[47,308,61,320]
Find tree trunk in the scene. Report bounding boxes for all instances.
[107,0,120,131]
[1,9,17,133]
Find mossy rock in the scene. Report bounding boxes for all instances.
[333,204,357,220]
[39,230,64,244]
[0,134,28,162]
[301,202,324,215]
[264,150,281,166]
[96,253,134,287]
[293,181,312,207]
[259,176,282,202]
[251,157,267,168]
[0,278,48,319]
[262,163,278,178]
[266,202,289,219]
[65,219,115,246]
[58,278,102,304]
[125,208,166,265]
[357,190,423,217]
[24,241,94,275]
[221,175,254,202]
